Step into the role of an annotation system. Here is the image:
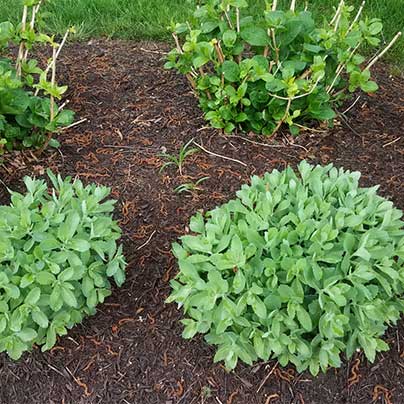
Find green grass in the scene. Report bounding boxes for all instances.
[0,0,402,63]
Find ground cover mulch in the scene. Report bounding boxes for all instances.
[0,40,403,404]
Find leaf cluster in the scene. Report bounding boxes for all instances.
[0,2,74,154]
[0,171,126,359]
[165,0,387,136]
[167,161,404,375]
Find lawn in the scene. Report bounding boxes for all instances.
[0,0,403,62]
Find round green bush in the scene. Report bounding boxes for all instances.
[0,171,126,359]
[167,161,404,375]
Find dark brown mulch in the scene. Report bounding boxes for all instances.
[0,40,403,404]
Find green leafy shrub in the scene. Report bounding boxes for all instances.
[165,0,401,136]
[0,0,74,155]
[167,161,404,375]
[0,171,126,359]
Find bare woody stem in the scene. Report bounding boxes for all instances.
[214,41,225,86]
[271,98,292,137]
[214,41,225,64]
[236,7,242,63]
[366,32,402,70]
[333,0,344,32]
[199,67,212,100]
[268,1,280,63]
[172,33,197,89]
[34,29,70,96]
[347,0,365,34]
[16,5,28,76]
[50,48,56,122]
[290,0,296,12]
[271,29,280,65]
[37,46,57,156]
[23,1,43,61]
[269,76,323,101]
[172,32,183,54]
[330,0,344,25]
[224,6,234,29]
[326,43,361,94]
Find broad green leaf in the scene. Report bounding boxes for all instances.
[240,26,269,47]
[222,61,240,83]
[24,287,41,305]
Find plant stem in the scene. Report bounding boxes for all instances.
[23,0,43,61]
[327,43,360,94]
[347,0,365,34]
[290,0,296,12]
[37,46,57,156]
[214,42,225,64]
[199,67,212,100]
[271,29,280,65]
[330,0,344,26]
[333,0,344,32]
[269,76,322,100]
[172,32,183,54]
[16,5,28,76]
[34,29,70,96]
[271,98,292,137]
[224,6,234,29]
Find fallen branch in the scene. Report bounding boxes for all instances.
[193,141,248,167]
[257,362,278,393]
[341,95,361,115]
[137,230,157,251]
[58,118,88,132]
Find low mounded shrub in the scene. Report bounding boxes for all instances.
[167,161,404,375]
[0,171,126,359]
[165,0,401,136]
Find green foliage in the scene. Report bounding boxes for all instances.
[0,1,74,154]
[174,176,210,194]
[159,138,199,176]
[0,171,126,359]
[165,0,395,136]
[167,161,404,375]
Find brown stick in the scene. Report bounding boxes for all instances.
[172,32,183,54]
[214,41,225,64]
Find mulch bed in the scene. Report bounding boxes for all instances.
[0,40,403,404]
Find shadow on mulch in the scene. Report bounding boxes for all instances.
[0,40,403,404]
